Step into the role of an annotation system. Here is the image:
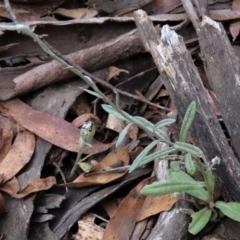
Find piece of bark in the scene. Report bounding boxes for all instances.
[134,10,240,200]
[51,167,152,239]
[0,27,151,101]
[0,79,87,240]
[192,16,240,160]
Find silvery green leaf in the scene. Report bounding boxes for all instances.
[154,118,176,130]
[154,128,171,142]
[129,140,159,173]
[139,147,176,168]
[174,142,203,156]
[80,88,103,99]
[185,153,196,176]
[133,116,155,129]
[141,180,206,196]
[171,171,210,202]
[101,104,128,121]
[215,201,240,222]
[180,101,196,142]
[116,123,133,148]
[170,161,180,171]
[188,207,212,235]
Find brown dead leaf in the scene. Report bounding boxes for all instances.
[72,113,102,128]
[0,177,20,196]
[230,0,240,40]
[60,146,129,188]
[106,114,125,133]
[129,146,143,163]
[0,99,113,154]
[0,128,13,163]
[0,130,35,183]
[100,198,121,218]
[137,194,179,221]
[107,66,129,81]
[75,213,104,240]
[54,7,98,19]
[102,177,155,240]
[10,177,56,199]
[0,43,19,53]
[0,193,6,217]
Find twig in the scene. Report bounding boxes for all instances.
[3,0,17,24]
[52,162,68,192]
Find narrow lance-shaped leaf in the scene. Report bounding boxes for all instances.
[180,101,196,142]
[215,201,240,222]
[170,171,210,202]
[154,118,176,130]
[101,104,129,121]
[141,180,206,196]
[115,123,133,148]
[188,207,212,235]
[138,147,176,168]
[80,88,103,99]
[185,153,196,176]
[196,162,215,201]
[129,140,159,173]
[174,142,203,156]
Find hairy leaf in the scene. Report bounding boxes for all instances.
[215,201,240,222]
[174,142,203,156]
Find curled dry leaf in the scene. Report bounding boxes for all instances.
[137,194,179,221]
[75,213,104,240]
[0,130,35,183]
[60,146,129,188]
[107,66,129,81]
[0,99,113,154]
[103,177,155,240]
[10,176,56,199]
[72,113,102,128]
[0,177,20,195]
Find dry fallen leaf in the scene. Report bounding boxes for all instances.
[60,146,129,188]
[0,99,114,154]
[10,176,56,199]
[102,177,155,240]
[107,66,129,81]
[137,194,179,221]
[75,213,104,240]
[54,7,98,19]
[0,177,20,196]
[0,130,35,183]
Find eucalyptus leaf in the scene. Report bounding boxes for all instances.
[154,118,176,130]
[129,140,159,173]
[138,147,177,168]
[171,171,210,202]
[174,142,203,156]
[215,201,240,222]
[180,101,196,142]
[141,180,206,196]
[188,207,212,235]
[115,123,133,148]
[185,153,196,176]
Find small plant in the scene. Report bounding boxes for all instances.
[103,101,240,235]
[3,19,239,235]
[70,120,96,178]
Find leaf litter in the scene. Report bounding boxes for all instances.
[0,0,238,239]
